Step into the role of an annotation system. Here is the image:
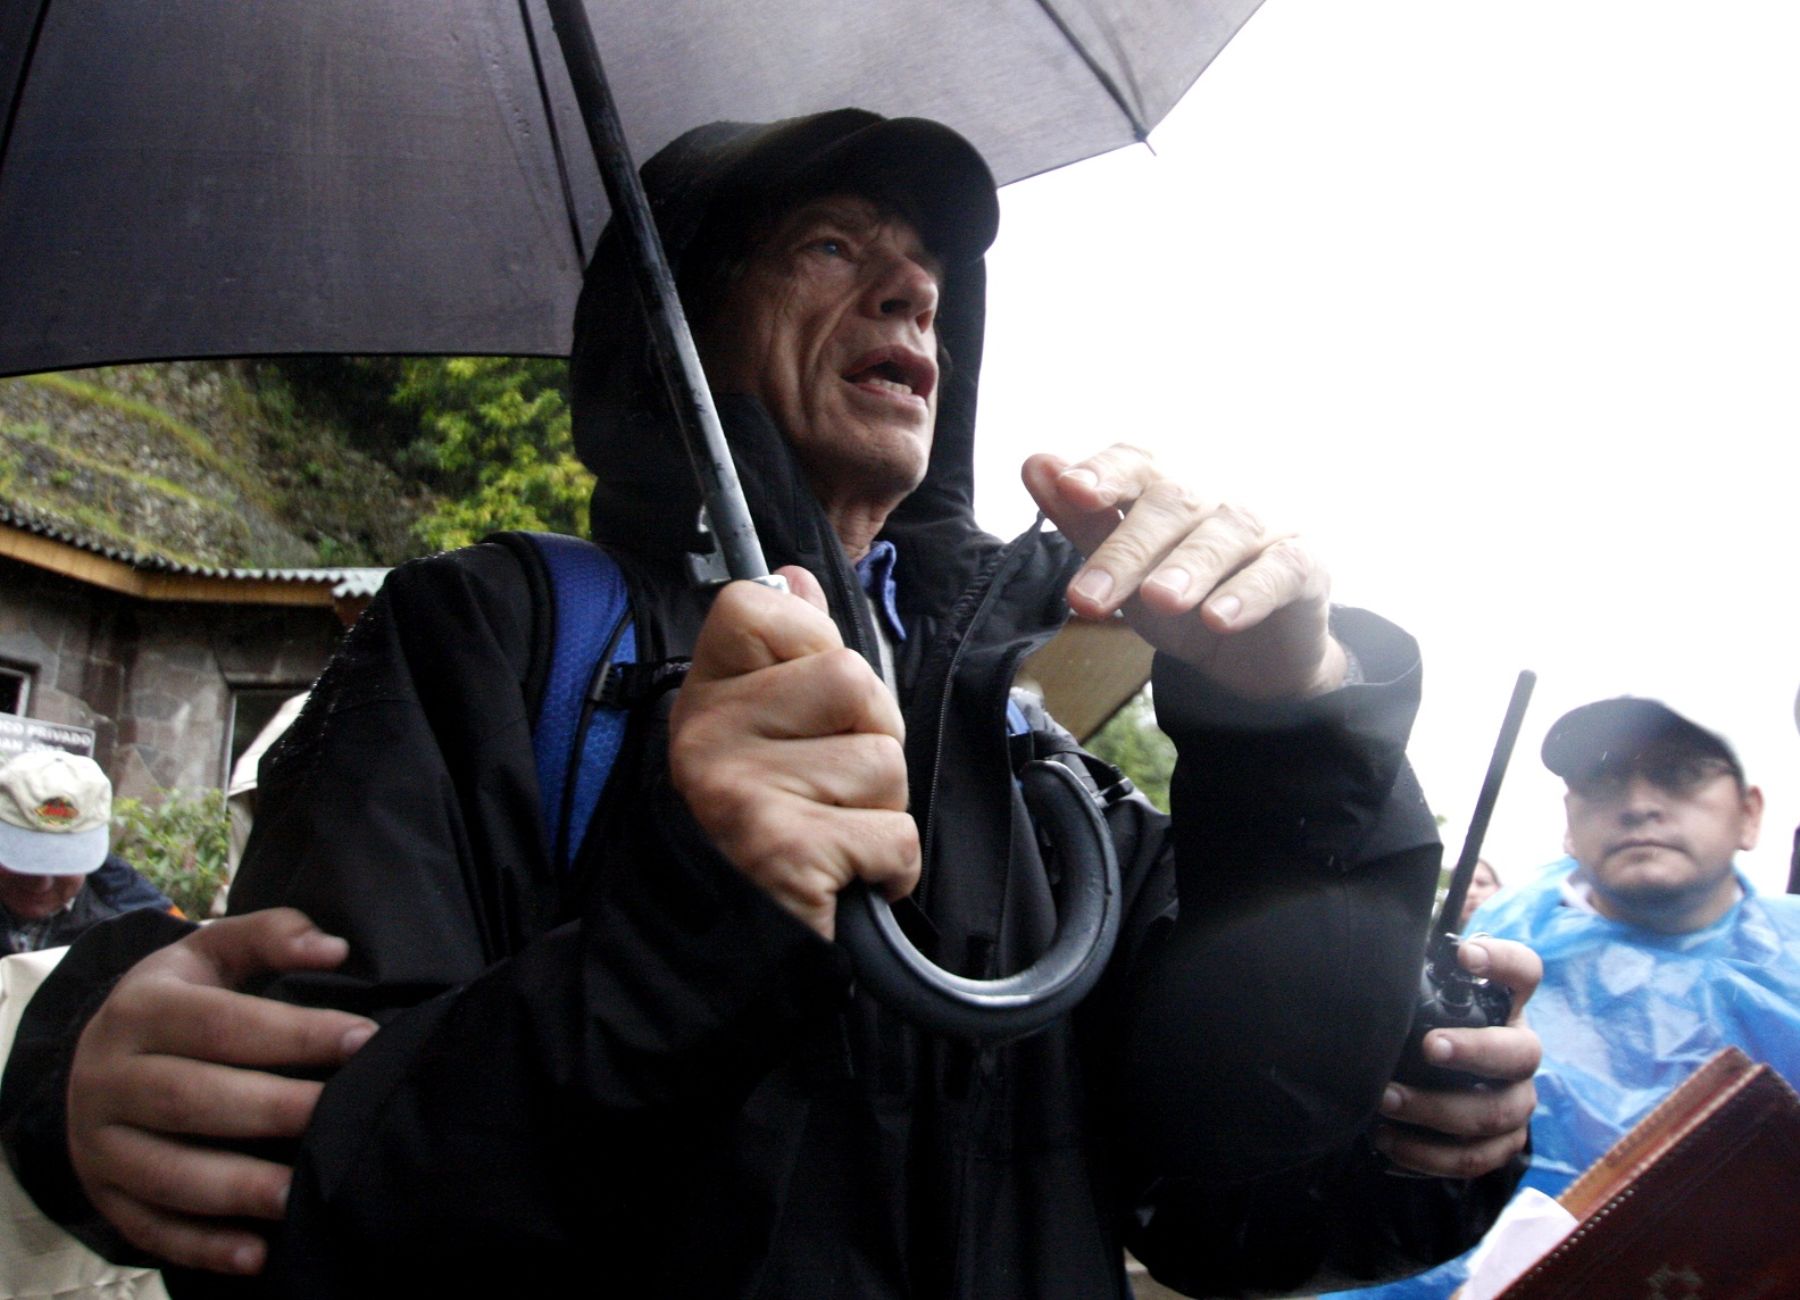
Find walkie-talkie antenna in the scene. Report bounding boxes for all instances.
[1431,670,1536,976]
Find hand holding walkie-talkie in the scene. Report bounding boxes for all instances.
[1394,671,1534,1090]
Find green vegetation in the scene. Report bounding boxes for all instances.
[1,362,432,567]
[1084,689,1174,813]
[7,418,219,505]
[111,788,230,919]
[264,355,594,552]
[4,357,599,566]
[389,357,591,550]
[0,429,220,566]
[26,372,269,504]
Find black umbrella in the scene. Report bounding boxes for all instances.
[0,0,1267,1037]
[0,0,1264,376]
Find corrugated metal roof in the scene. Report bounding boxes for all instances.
[0,502,391,597]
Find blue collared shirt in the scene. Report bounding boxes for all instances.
[854,540,906,643]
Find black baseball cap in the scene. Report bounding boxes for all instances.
[636,109,1000,281]
[1541,697,1743,783]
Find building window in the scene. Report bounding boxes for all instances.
[227,688,306,785]
[0,664,28,717]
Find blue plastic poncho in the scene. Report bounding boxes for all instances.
[1327,857,1800,1299]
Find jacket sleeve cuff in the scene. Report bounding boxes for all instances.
[1151,605,1435,875]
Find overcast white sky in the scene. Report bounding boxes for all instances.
[971,0,1800,893]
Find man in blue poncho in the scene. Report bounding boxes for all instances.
[1491,697,1800,1178]
[1335,695,1800,1299]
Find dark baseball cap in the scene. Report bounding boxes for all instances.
[640,109,1000,277]
[1541,697,1743,783]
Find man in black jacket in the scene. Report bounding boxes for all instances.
[2,112,1540,1296]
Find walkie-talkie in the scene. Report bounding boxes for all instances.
[1394,670,1535,1090]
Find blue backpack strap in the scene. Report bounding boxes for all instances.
[518,532,637,873]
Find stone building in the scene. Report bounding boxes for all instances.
[0,505,385,801]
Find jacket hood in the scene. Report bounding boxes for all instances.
[570,110,1006,607]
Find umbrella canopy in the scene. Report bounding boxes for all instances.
[0,0,1264,378]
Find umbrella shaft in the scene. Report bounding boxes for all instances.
[542,0,770,583]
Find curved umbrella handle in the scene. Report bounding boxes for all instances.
[835,756,1123,1042]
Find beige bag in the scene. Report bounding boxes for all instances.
[0,947,167,1300]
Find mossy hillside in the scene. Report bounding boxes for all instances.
[0,363,432,567]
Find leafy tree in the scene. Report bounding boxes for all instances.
[111,788,230,919]
[262,355,593,553]
[388,357,593,550]
[1084,688,1174,813]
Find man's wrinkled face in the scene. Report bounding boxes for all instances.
[0,864,85,920]
[1562,742,1763,930]
[700,195,943,509]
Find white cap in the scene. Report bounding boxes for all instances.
[0,749,112,876]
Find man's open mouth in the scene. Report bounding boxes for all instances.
[843,348,935,402]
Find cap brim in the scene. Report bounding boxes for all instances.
[693,111,1000,269]
[1541,698,1737,779]
[0,820,108,875]
[796,117,1001,268]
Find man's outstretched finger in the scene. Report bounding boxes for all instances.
[169,907,354,987]
[1190,535,1324,632]
[82,1123,291,1273]
[94,1188,272,1277]
[1020,453,1128,559]
[1025,454,1225,620]
[1381,1074,1537,1142]
[112,978,376,1071]
[1419,1022,1542,1085]
[87,1123,297,1223]
[102,1054,327,1140]
[1041,443,1164,511]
